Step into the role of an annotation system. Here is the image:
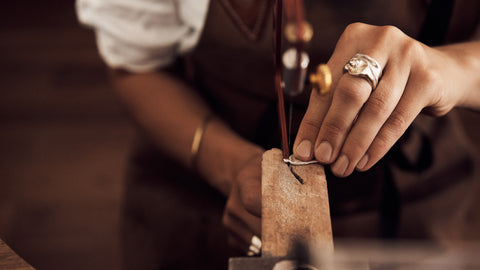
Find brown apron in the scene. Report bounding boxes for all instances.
[122,0,480,269]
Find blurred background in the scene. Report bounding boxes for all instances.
[0,1,134,269]
[0,1,479,270]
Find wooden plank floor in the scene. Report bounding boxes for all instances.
[0,1,479,270]
[0,1,134,269]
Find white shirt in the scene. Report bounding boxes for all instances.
[76,0,210,72]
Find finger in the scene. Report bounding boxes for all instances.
[355,73,429,171]
[223,208,261,249]
[227,185,262,236]
[238,178,261,217]
[224,210,261,255]
[293,78,333,161]
[236,157,262,216]
[230,205,261,238]
[293,56,347,161]
[293,24,364,161]
[331,58,409,177]
[314,52,388,165]
[223,209,254,250]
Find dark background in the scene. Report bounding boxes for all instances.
[0,1,479,270]
[0,1,134,269]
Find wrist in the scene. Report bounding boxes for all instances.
[195,117,264,196]
[436,43,480,110]
[190,114,213,169]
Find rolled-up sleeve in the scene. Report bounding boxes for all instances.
[76,0,209,72]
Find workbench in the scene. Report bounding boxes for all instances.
[0,239,35,270]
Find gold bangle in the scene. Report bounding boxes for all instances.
[190,115,212,168]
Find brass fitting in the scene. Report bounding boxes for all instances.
[285,21,313,44]
[310,64,332,95]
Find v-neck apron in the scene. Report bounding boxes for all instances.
[122,1,480,269]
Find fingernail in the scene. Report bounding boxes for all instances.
[295,140,312,160]
[332,154,349,177]
[316,141,332,163]
[356,155,369,170]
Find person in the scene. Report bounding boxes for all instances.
[77,0,480,269]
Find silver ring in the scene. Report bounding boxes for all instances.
[246,235,262,256]
[343,53,382,89]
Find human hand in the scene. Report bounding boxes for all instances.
[222,152,262,254]
[294,23,468,177]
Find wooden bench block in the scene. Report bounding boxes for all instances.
[261,149,333,257]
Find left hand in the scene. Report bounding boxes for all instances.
[222,152,262,254]
[294,23,470,177]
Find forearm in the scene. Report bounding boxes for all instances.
[111,70,263,196]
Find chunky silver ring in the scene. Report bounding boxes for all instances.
[246,235,262,256]
[343,53,382,89]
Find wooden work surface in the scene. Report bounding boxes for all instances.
[0,239,35,270]
[261,149,333,257]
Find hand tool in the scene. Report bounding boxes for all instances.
[273,0,331,169]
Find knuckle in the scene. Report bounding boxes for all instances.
[238,190,250,207]
[322,118,347,139]
[365,94,390,117]
[380,112,410,145]
[339,22,368,44]
[386,111,408,132]
[371,25,403,48]
[302,117,321,131]
[374,132,392,152]
[239,189,259,213]
[345,22,367,33]
[379,25,403,39]
[402,38,422,60]
[345,137,369,157]
[336,82,370,105]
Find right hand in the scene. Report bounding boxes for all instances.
[222,152,262,254]
[294,23,470,177]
